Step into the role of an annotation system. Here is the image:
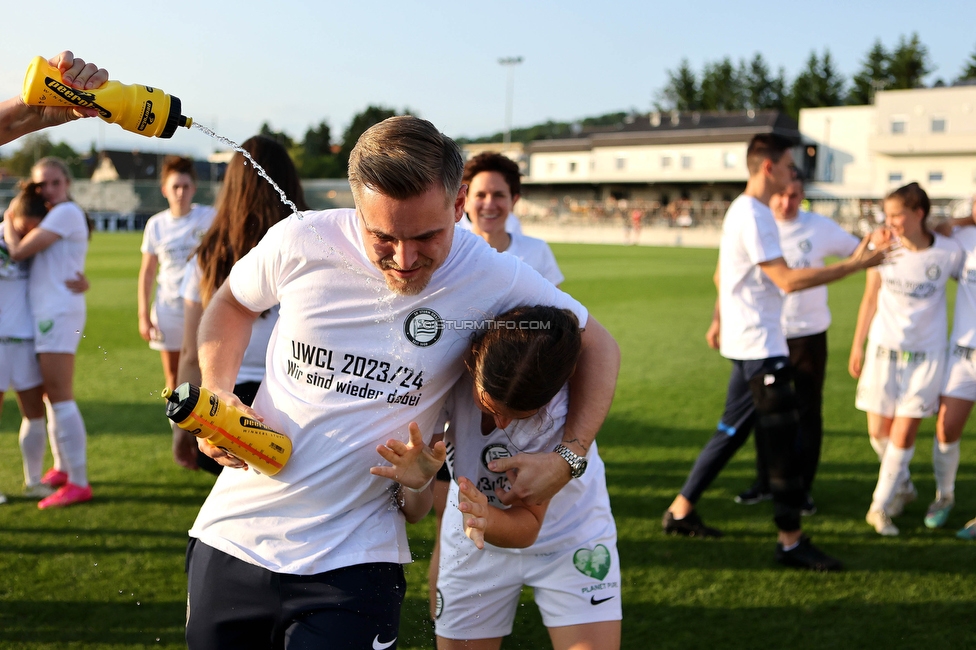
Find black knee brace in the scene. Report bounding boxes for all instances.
[748,364,804,531]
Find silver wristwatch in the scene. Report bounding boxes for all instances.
[554,444,588,478]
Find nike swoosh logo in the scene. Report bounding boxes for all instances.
[373,635,397,650]
[590,595,614,605]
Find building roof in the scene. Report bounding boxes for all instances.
[527,110,800,152]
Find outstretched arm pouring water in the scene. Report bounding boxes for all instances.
[0,52,108,145]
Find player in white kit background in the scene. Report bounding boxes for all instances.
[138,156,215,391]
[4,157,94,509]
[849,182,964,536]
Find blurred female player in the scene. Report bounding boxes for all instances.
[849,183,963,536]
[4,158,93,508]
[138,156,214,390]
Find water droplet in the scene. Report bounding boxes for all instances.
[136,601,141,606]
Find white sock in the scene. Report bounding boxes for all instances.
[19,417,47,486]
[44,398,64,472]
[932,437,960,501]
[49,400,88,488]
[871,445,914,512]
[869,435,890,463]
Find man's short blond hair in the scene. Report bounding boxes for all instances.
[348,116,464,202]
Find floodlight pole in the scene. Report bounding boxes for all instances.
[499,56,523,145]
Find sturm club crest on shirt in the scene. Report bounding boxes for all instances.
[403,308,443,347]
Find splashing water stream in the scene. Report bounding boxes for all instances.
[192,122,303,218]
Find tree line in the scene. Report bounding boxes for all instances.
[662,34,976,118]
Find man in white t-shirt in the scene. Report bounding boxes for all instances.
[184,116,620,649]
[703,179,860,513]
[662,134,887,572]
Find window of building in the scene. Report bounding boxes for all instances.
[661,156,672,169]
[723,152,737,169]
[888,172,903,184]
[569,161,577,173]
[931,117,946,133]
[929,171,944,183]
[681,156,692,169]
[890,120,906,134]
[616,157,626,170]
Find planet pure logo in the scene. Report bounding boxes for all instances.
[573,544,611,580]
[44,76,111,118]
[37,319,54,334]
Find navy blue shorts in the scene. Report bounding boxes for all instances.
[185,538,405,649]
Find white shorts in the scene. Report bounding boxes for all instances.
[942,345,976,402]
[0,339,43,391]
[435,483,622,640]
[149,300,184,352]
[34,311,86,354]
[856,343,944,418]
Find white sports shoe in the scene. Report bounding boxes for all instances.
[866,509,899,536]
[924,495,954,529]
[887,480,917,517]
[23,483,56,499]
[0,493,7,505]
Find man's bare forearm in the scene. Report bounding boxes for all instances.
[197,283,259,391]
[562,316,620,454]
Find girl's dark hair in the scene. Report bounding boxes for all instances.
[467,305,582,413]
[11,181,49,220]
[161,155,196,184]
[886,182,931,223]
[196,135,308,306]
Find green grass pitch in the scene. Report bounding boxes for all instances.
[0,234,974,649]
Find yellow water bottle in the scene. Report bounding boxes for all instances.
[21,56,192,139]
[162,383,292,476]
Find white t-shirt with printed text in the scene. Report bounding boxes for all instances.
[719,195,786,360]
[141,205,215,308]
[868,233,964,351]
[188,209,588,575]
[29,201,87,318]
[442,374,613,554]
[777,211,860,339]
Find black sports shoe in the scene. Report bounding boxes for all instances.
[801,494,817,516]
[662,510,723,538]
[775,535,843,572]
[734,484,772,505]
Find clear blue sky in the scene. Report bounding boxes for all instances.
[2,0,974,159]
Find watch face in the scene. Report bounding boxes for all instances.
[575,458,588,477]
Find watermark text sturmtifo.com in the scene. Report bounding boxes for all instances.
[440,319,553,331]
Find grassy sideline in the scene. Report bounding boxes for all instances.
[0,233,974,649]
